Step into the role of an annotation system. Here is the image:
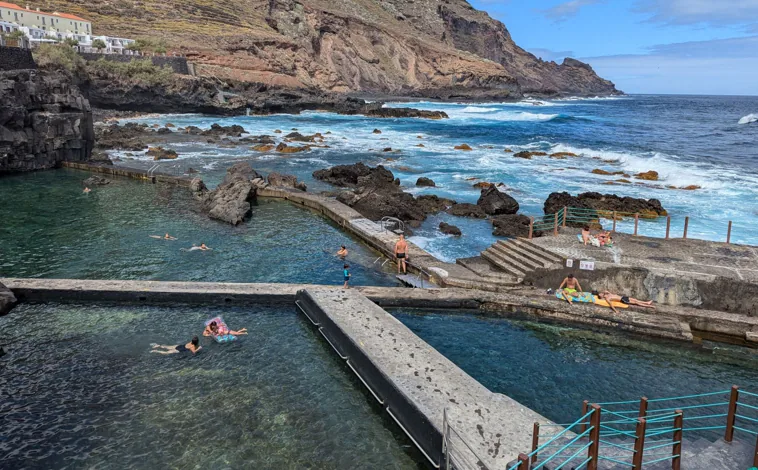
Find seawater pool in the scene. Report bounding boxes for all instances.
[0,303,420,469]
[393,310,758,426]
[0,169,397,286]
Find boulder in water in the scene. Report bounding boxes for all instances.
[477,186,519,215]
[0,281,17,316]
[276,143,310,153]
[492,214,540,238]
[373,129,382,134]
[513,151,548,159]
[543,191,667,226]
[202,124,245,137]
[635,170,659,181]
[196,162,261,225]
[252,144,275,152]
[83,175,110,186]
[416,177,436,187]
[447,202,487,218]
[147,147,178,160]
[439,222,462,236]
[267,172,307,191]
[454,144,473,151]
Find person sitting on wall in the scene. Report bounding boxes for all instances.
[597,291,655,313]
[558,273,583,305]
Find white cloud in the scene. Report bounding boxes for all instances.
[635,0,758,31]
[541,0,604,21]
[583,36,758,94]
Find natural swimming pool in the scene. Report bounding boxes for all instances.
[393,310,758,426]
[0,303,420,469]
[0,169,397,286]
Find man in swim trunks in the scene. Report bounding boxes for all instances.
[597,291,655,314]
[558,273,583,305]
[151,336,202,355]
[394,234,408,274]
[337,245,348,258]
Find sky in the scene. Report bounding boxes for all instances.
[469,0,758,95]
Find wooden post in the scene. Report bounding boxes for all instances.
[612,211,617,232]
[517,452,530,469]
[632,417,647,470]
[665,216,671,240]
[580,400,589,433]
[553,212,559,237]
[672,410,683,470]
[528,217,534,240]
[727,221,732,244]
[634,213,639,236]
[562,206,568,227]
[587,405,601,470]
[753,433,758,467]
[725,385,739,442]
[683,216,689,239]
[638,397,648,418]
[531,423,540,466]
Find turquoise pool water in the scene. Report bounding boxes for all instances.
[0,169,397,286]
[0,303,419,469]
[393,310,758,427]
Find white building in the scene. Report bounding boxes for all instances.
[0,2,91,34]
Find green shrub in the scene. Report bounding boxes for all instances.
[125,37,168,54]
[62,37,79,47]
[33,43,86,74]
[6,30,25,40]
[91,39,107,51]
[88,58,175,86]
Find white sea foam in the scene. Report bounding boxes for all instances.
[460,106,500,113]
[738,113,758,125]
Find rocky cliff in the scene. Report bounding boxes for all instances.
[40,0,619,97]
[0,69,94,172]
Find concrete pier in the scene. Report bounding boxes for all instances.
[62,161,197,187]
[296,288,553,469]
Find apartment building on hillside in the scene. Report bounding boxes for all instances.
[0,2,90,34]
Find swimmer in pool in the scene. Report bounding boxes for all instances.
[83,187,91,193]
[336,245,348,258]
[151,336,202,355]
[203,321,247,337]
[187,243,212,251]
[150,233,178,240]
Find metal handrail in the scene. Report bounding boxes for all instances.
[443,408,493,470]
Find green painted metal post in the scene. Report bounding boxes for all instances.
[725,385,739,442]
[563,206,568,227]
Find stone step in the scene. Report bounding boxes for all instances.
[513,238,565,264]
[496,239,556,268]
[491,241,545,271]
[481,249,526,279]
[455,257,520,282]
[483,246,534,275]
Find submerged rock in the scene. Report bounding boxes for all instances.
[416,177,436,187]
[285,132,323,143]
[276,142,310,153]
[513,151,548,159]
[373,129,382,134]
[202,124,245,137]
[439,222,462,236]
[447,203,487,218]
[0,282,17,315]
[83,175,111,186]
[635,170,659,181]
[147,147,178,160]
[477,186,519,215]
[252,144,275,152]
[454,144,473,151]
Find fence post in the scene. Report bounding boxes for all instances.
[725,385,739,442]
[612,211,617,232]
[634,213,639,236]
[562,206,567,227]
[553,212,559,237]
[753,433,758,467]
[632,417,647,470]
[517,452,530,469]
[531,422,540,466]
[587,404,601,470]
[665,216,671,240]
[528,217,534,240]
[726,221,732,244]
[638,396,648,418]
[672,410,683,470]
[683,216,689,239]
[580,400,589,433]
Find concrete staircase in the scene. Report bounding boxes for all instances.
[480,238,564,281]
[526,435,755,470]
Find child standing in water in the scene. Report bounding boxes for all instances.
[343,264,351,289]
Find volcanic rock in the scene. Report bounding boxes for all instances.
[0,281,17,316]
[276,143,309,153]
[543,191,668,226]
[635,171,659,181]
[551,152,578,158]
[416,195,456,214]
[416,177,436,187]
[313,162,394,188]
[83,175,111,186]
[448,203,487,218]
[147,147,178,160]
[473,182,494,189]
[373,129,382,134]
[477,186,519,215]
[252,144,275,152]
[285,132,323,142]
[202,124,246,138]
[364,108,448,119]
[440,222,462,236]
[195,162,261,225]
[267,172,307,191]
[454,144,473,151]
[513,151,548,160]
[492,214,540,238]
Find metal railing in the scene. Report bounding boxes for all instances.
[527,206,738,244]
[442,408,493,470]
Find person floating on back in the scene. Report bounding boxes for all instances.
[597,291,655,314]
[394,234,408,274]
[151,336,202,355]
[337,245,348,258]
[203,320,247,337]
[558,273,583,305]
[343,264,351,289]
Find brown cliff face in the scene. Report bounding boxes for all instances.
[39,0,619,97]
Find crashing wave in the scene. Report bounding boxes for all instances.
[738,114,758,125]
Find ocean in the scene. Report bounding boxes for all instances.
[115,95,758,262]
